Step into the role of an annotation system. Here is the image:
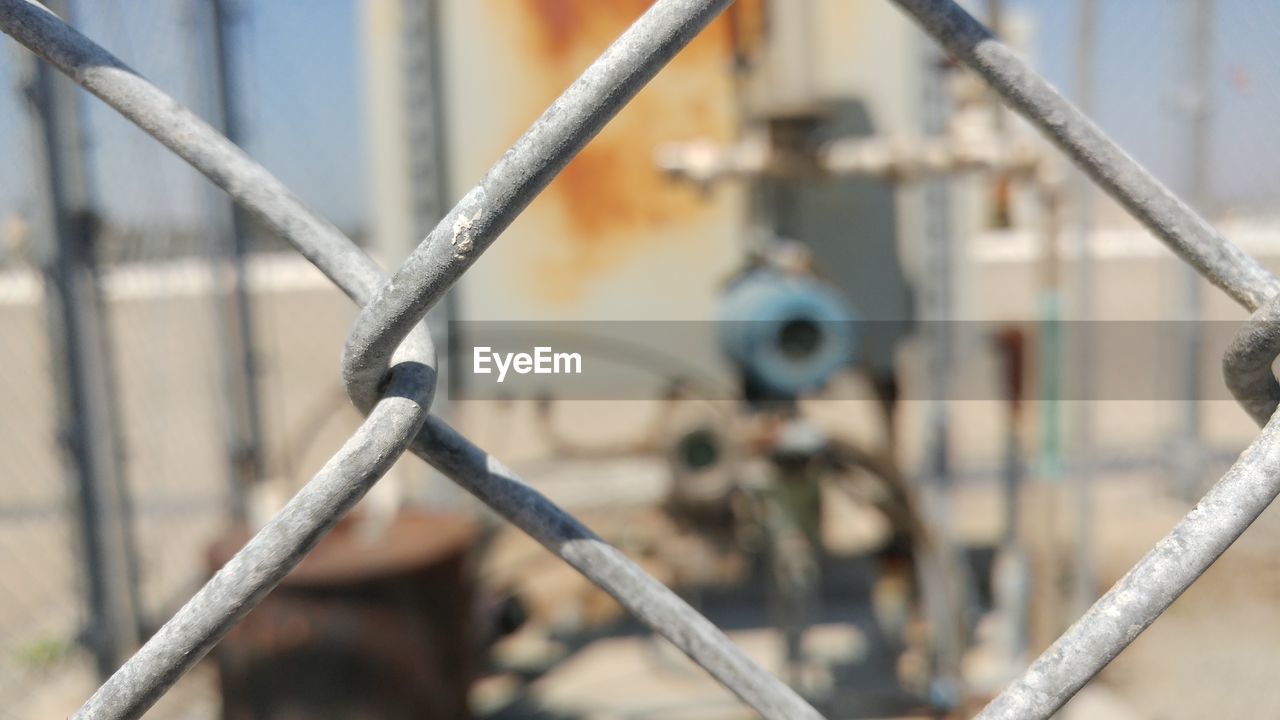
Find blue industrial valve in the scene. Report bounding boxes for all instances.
[717,267,857,400]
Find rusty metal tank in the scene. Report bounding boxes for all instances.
[208,511,477,719]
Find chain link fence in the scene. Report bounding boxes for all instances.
[0,2,372,716]
[4,0,1280,718]
[0,282,83,719]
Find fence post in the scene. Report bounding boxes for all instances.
[360,0,459,506]
[201,0,266,523]
[15,0,141,677]
[1173,0,1213,499]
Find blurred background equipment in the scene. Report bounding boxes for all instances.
[209,512,477,720]
[4,0,1280,718]
[716,243,857,402]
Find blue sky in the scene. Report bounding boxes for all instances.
[0,0,1277,234]
[0,0,365,230]
[1003,0,1280,211]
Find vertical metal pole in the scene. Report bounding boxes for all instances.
[1175,0,1212,499]
[985,0,1004,132]
[918,43,965,705]
[1068,0,1098,618]
[920,45,952,542]
[763,0,816,112]
[1027,6,1068,647]
[400,0,455,411]
[15,1,141,677]
[203,0,265,523]
[1188,0,1213,222]
[361,0,458,506]
[1033,182,1065,643]
[1037,233,1062,478]
[401,0,459,507]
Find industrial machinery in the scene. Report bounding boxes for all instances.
[361,0,1051,715]
[661,240,942,704]
[716,242,857,403]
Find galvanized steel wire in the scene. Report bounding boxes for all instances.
[339,0,735,412]
[889,0,1280,313]
[0,1,822,719]
[887,1,1280,718]
[6,0,1280,718]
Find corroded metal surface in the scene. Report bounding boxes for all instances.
[210,512,476,720]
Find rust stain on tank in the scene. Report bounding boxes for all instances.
[489,0,739,303]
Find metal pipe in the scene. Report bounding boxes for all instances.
[654,133,1041,184]
[1067,0,1099,623]
[1173,0,1214,499]
[917,38,965,702]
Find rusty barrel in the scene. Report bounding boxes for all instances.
[208,511,477,719]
